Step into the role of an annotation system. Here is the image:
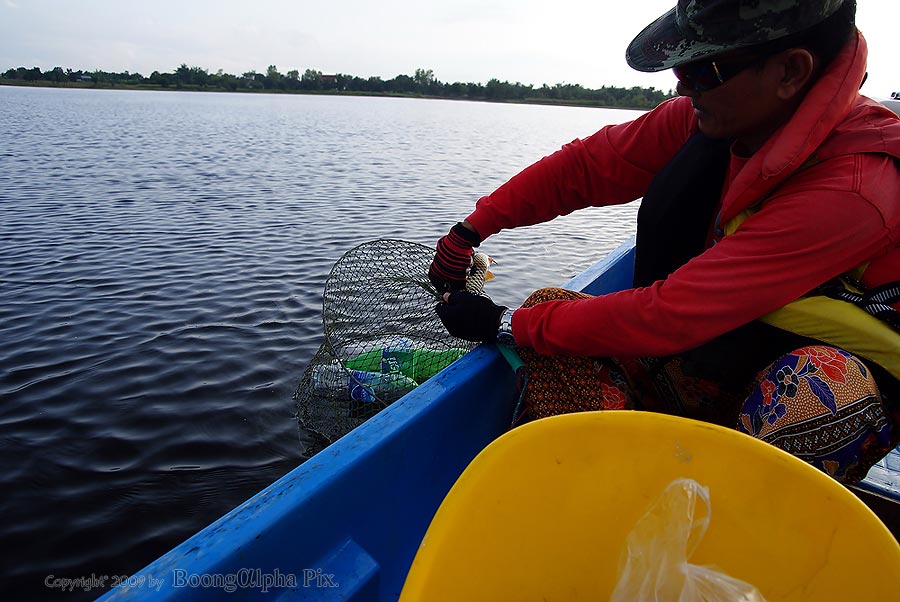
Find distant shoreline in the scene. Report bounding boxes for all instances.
[0,78,656,111]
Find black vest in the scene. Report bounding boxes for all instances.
[634,132,731,287]
[632,132,899,404]
[633,132,820,390]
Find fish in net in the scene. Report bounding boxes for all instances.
[294,239,493,456]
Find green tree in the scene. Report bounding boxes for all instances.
[301,69,322,90]
[413,68,435,88]
[174,64,191,84]
[242,70,260,88]
[44,67,66,82]
[386,74,415,94]
[0,61,674,108]
[149,70,171,87]
[173,64,209,87]
[23,66,43,81]
[484,78,514,100]
[366,76,385,93]
[264,65,282,89]
[444,82,469,97]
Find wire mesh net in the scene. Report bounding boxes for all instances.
[294,239,477,455]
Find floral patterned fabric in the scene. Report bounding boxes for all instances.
[517,288,900,484]
[518,288,635,419]
[738,346,897,483]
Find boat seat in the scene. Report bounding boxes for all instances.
[399,411,900,601]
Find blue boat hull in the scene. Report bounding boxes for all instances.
[97,239,898,601]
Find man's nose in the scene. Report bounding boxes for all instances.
[675,80,697,98]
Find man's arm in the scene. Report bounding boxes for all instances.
[465,97,697,240]
[511,156,898,357]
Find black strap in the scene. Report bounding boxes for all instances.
[817,279,900,332]
[633,132,732,288]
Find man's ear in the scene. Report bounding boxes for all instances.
[774,48,816,100]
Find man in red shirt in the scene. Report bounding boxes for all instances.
[431,0,900,483]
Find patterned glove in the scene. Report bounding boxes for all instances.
[429,222,481,292]
[435,290,506,342]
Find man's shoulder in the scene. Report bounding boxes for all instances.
[790,149,900,228]
[594,96,697,176]
[819,96,900,161]
[646,95,696,126]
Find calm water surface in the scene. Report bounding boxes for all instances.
[0,86,641,600]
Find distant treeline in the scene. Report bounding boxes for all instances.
[1,64,674,109]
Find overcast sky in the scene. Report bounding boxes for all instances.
[1,0,897,99]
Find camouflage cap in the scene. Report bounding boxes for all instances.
[626,0,846,72]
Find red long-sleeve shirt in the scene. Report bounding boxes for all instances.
[466,33,900,358]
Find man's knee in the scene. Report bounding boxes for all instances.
[738,345,891,483]
[522,287,592,308]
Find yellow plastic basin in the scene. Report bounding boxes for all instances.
[400,411,900,601]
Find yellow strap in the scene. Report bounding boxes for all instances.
[760,296,900,381]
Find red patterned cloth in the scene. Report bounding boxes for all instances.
[517,288,636,419]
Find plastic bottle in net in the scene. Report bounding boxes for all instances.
[343,337,468,384]
[310,362,419,406]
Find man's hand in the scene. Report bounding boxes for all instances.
[435,290,506,342]
[428,222,481,292]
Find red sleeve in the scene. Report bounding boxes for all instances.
[465,97,697,239]
[511,155,898,357]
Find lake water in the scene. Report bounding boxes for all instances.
[0,86,641,600]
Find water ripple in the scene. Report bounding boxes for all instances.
[0,86,640,601]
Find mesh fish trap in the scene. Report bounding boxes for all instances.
[294,239,480,454]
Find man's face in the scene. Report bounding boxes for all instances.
[675,52,791,153]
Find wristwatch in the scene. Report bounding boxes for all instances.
[497,307,515,345]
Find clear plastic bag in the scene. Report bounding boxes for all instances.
[610,478,767,602]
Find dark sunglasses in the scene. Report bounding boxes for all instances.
[673,54,764,93]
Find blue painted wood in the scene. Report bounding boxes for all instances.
[97,344,517,601]
[561,237,635,296]
[95,236,897,601]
